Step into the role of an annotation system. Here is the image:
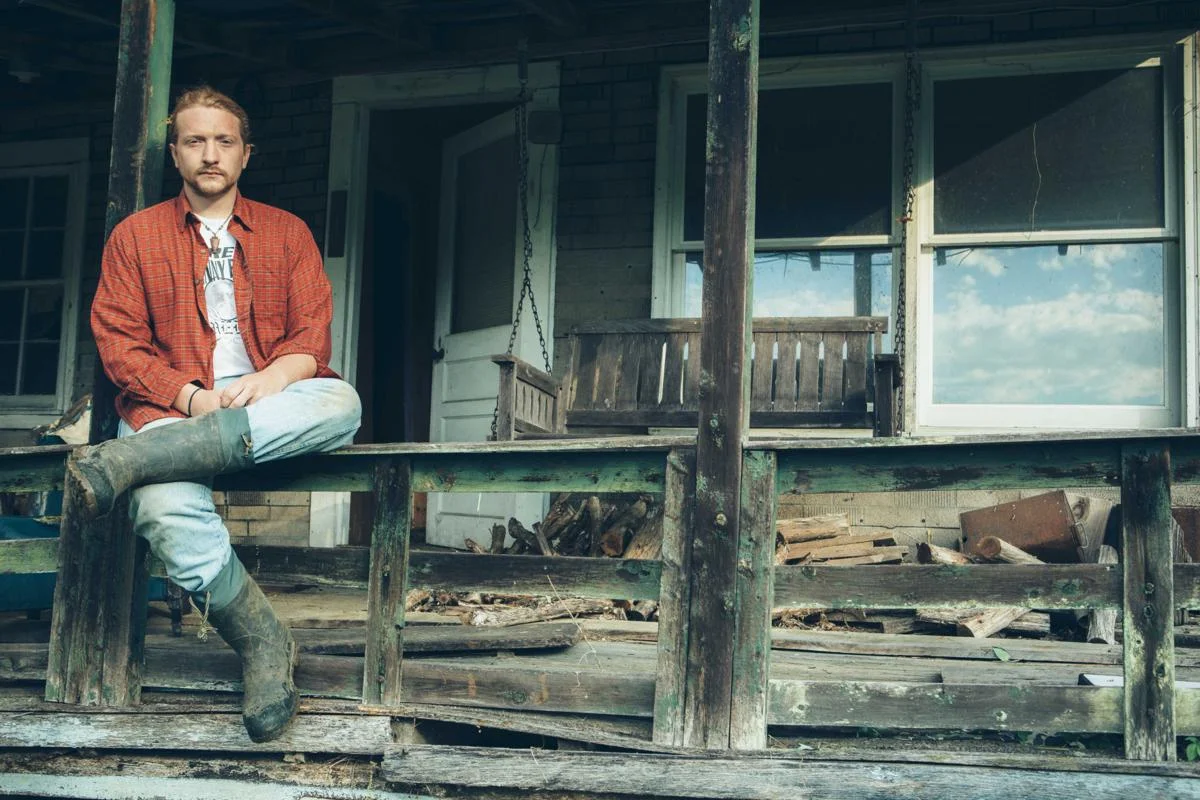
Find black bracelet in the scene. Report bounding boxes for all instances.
[186,386,201,416]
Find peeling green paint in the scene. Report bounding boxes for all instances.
[731,14,753,51]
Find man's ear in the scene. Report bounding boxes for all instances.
[168,142,179,167]
[242,143,253,168]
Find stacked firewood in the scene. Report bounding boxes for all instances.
[465,493,663,559]
[774,513,908,565]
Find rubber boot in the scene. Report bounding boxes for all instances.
[205,573,299,742]
[67,408,254,520]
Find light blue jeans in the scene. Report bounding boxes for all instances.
[118,377,362,594]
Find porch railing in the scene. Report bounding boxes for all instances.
[1,431,1198,759]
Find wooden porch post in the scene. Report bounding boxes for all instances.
[1120,442,1176,760]
[680,0,760,750]
[45,0,175,706]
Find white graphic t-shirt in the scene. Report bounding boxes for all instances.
[197,216,254,380]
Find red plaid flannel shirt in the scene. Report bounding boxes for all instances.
[92,192,339,431]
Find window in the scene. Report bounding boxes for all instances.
[655,43,1188,432]
[0,140,87,421]
[653,63,897,354]
[917,52,1179,429]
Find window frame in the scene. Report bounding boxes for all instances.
[652,36,1195,434]
[652,55,904,318]
[0,138,87,425]
[913,44,1185,431]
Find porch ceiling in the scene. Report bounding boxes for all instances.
[5,0,1162,108]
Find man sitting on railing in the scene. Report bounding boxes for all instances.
[70,86,362,743]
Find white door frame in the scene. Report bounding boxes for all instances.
[315,63,561,547]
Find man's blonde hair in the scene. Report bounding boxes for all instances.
[168,85,252,145]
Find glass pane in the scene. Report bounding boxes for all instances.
[24,287,62,340]
[684,83,893,241]
[26,229,64,279]
[451,134,516,334]
[934,68,1163,233]
[684,249,894,351]
[0,289,22,340]
[0,230,25,280]
[932,243,1165,405]
[20,341,60,395]
[32,175,68,227]
[0,344,16,395]
[0,178,28,224]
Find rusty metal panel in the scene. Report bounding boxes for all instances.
[960,490,1082,563]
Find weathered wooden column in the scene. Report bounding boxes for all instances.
[677,0,761,750]
[1120,442,1176,760]
[45,0,174,706]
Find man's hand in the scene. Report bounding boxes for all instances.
[189,388,224,416]
[219,370,290,408]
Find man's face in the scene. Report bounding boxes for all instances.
[169,105,251,200]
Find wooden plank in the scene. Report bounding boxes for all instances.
[493,356,517,440]
[0,445,71,492]
[797,332,821,409]
[730,450,775,749]
[407,552,662,600]
[566,408,870,427]
[653,449,696,746]
[1178,562,1200,609]
[0,537,58,575]
[685,0,760,750]
[616,334,646,410]
[295,622,581,655]
[773,564,1120,610]
[381,745,1200,799]
[770,681,1122,734]
[777,439,1126,494]
[233,544,663,599]
[0,711,392,754]
[774,332,800,410]
[843,332,869,411]
[660,332,688,410]
[362,457,412,706]
[636,333,668,409]
[682,331,702,407]
[768,628,1134,665]
[750,333,775,407]
[822,332,846,409]
[1120,443,1176,760]
[0,775,429,800]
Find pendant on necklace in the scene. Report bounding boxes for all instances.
[210,235,220,251]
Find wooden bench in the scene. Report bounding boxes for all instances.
[493,317,897,439]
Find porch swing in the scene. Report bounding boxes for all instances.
[491,10,925,441]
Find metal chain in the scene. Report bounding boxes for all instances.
[491,53,552,440]
[895,1,921,432]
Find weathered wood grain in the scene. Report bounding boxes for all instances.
[770,681,1122,733]
[1120,443,1176,760]
[730,451,775,749]
[407,552,662,599]
[0,711,392,754]
[653,449,696,746]
[773,564,1121,610]
[0,775,428,800]
[381,745,1200,799]
[362,457,412,706]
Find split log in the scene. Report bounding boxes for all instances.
[585,496,604,557]
[778,533,896,563]
[916,543,972,565]
[540,494,580,543]
[956,607,1029,638]
[819,547,908,566]
[916,608,1051,636]
[463,539,488,555]
[1086,545,1119,645]
[598,497,648,557]
[465,598,612,627]
[507,518,544,555]
[623,504,664,560]
[974,536,1044,565]
[489,524,507,555]
[532,523,555,558]
[776,513,851,544]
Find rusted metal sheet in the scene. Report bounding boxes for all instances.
[960,490,1082,563]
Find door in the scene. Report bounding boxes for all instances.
[427,110,551,548]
